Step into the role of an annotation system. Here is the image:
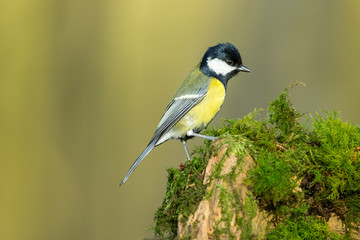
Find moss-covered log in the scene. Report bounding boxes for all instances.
[177,142,267,239]
[154,84,360,240]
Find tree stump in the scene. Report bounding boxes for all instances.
[177,141,268,240]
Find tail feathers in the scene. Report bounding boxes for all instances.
[120,142,156,186]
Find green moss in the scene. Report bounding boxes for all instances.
[153,142,213,239]
[303,112,360,234]
[247,151,297,207]
[330,232,347,240]
[153,82,360,239]
[266,215,330,240]
[211,137,250,182]
[211,185,236,239]
[210,187,259,240]
[268,82,305,141]
[238,194,259,240]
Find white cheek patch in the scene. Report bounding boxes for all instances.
[207,57,237,76]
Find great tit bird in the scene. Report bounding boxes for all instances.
[120,42,250,186]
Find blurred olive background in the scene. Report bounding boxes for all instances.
[1,0,360,239]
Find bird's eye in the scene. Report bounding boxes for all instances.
[226,59,234,66]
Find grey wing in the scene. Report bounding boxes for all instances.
[149,92,206,146]
[120,93,205,186]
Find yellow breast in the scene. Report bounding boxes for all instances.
[174,78,226,133]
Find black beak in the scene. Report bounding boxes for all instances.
[238,65,250,72]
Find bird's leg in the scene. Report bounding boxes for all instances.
[187,130,218,141]
[181,140,192,161]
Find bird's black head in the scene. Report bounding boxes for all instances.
[200,42,250,88]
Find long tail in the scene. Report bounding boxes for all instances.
[120,142,156,186]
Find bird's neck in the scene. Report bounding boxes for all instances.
[199,63,230,89]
